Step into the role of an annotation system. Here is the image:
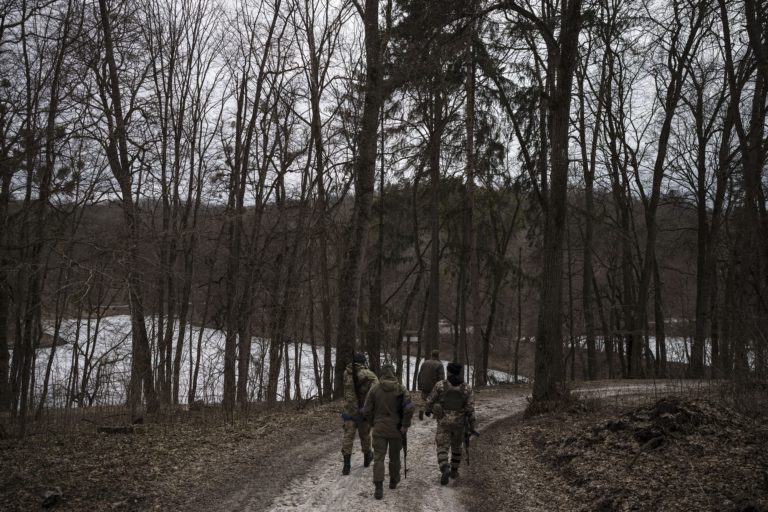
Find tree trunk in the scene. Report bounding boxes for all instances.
[593,276,614,378]
[36,267,68,417]
[532,0,582,402]
[0,170,11,411]
[334,0,383,398]
[576,56,604,381]
[188,231,219,404]
[653,258,667,377]
[303,0,338,401]
[426,89,443,360]
[0,278,9,412]
[567,227,576,381]
[367,113,387,376]
[97,0,158,416]
[515,247,522,383]
[173,251,192,405]
[307,260,323,397]
[466,15,484,386]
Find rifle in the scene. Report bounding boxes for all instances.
[399,393,408,478]
[402,430,408,478]
[463,415,480,465]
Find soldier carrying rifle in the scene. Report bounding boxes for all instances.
[424,362,478,485]
[340,352,378,475]
[362,363,414,500]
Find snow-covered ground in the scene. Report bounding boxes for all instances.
[578,335,712,366]
[28,315,523,407]
[26,315,719,408]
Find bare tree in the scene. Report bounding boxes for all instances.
[292,0,352,399]
[672,29,730,377]
[219,0,286,416]
[92,0,159,415]
[629,0,707,378]
[334,0,388,397]
[719,0,768,380]
[502,0,584,402]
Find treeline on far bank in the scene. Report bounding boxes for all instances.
[1,178,751,414]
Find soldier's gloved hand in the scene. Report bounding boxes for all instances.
[400,426,409,434]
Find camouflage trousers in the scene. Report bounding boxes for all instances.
[435,423,463,471]
[341,419,371,456]
[417,391,429,419]
[372,435,402,483]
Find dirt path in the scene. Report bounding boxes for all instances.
[265,386,529,512]
[213,380,706,512]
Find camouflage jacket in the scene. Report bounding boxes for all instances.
[342,363,378,419]
[425,379,476,431]
[362,366,414,439]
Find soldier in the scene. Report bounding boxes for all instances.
[341,352,378,475]
[362,363,414,500]
[425,362,477,485]
[417,349,444,420]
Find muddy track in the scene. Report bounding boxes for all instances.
[210,380,706,511]
[266,387,530,512]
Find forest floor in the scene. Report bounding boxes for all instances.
[462,382,768,512]
[1,380,766,511]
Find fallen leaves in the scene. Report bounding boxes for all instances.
[462,393,768,512]
[0,402,340,511]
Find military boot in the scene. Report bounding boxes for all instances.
[342,455,351,475]
[374,481,384,500]
[389,476,400,489]
[440,465,451,485]
[363,450,373,468]
[450,468,459,479]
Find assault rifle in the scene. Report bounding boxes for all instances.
[398,393,408,478]
[402,430,408,478]
[463,416,480,465]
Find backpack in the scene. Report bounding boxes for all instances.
[442,383,465,411]
[354,368,373,401]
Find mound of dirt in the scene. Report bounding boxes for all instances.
[463,394,768,512]
[552,397,719,464]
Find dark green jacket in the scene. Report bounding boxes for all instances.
[418,358,445,393]
[362,366,414,439]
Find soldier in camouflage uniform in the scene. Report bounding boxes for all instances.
[362,363,414,500]
[340,352,378,475]
[417,349,444,420]
[425,362,477,485]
